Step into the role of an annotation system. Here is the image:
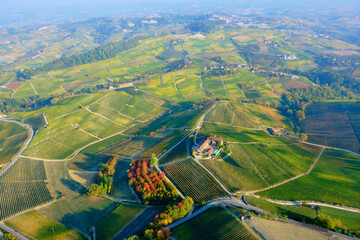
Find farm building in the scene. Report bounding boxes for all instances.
[193,136,224,158]
[268,127,284,135]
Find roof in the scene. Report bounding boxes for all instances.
[208,136,223,142]
[197,139,209,152]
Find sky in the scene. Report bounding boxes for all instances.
[0,0,359,26]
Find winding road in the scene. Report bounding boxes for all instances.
[0,118,34,177]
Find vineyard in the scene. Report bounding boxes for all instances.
[0,158,53,220]
[0,121,29,165]
[301,113,354,134]
[95,204,145,240]
[259,149,360,208]
[172,206,260,240]
[300,112,360,151]
[162,159,228,203]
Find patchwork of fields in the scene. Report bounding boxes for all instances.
[1,26,360,240]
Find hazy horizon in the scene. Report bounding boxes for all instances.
[0,0,359,27]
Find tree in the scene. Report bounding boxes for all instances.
[125,235,140,240]
[86,184,102,196]
[150,153,158,168]
[299,133,308,142]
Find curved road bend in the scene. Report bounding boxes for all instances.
[168,197,357,240]
[0,118,34,177]
[0,223,28,240]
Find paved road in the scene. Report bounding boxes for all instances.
[0,118,34,177]
[167,197,264,230]
[248,194,360,214]
[0,223,28,240]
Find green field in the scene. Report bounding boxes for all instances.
[6,210,86,240]
[202,142,320,192]
[0,120,28,165]
[204,101,291,130]
[111,160,139,201]
[259,149,360,208]
[185,38,236,54]
[24,114,46,131]
[172,206,260,240]
[247,196,360,231]
[12,81,37,98]
[162,159,229,203]
[39,195,116,236]
[95,204,145,240]
[158,138,188,165]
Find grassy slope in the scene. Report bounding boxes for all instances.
[38,195,116,236]
[0,120,28,165]
[247,196,360,231]
[258,149,360,208]
[6,211,86,240]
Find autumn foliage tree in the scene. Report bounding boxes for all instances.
[128,159,178,204]
[87,154,119,196]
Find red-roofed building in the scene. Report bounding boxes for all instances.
[197,139,209,152]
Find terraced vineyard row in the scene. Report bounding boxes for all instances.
[0,181,53,220]
[95,204,145,240]
[0,158,47,182]
[301,113,354,134]
[172,207,260,240]
[162,159,228,203]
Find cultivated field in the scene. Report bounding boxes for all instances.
[0,158,53,220]
[162,159,229,203]
[202,142,320,192]
[0,120,29,165]
[39,195,117,236]
[259,149,360,208]
[95,204,145,240]
[111,160,139,201]
[6,210,86,240]
[301,102,360,152]
[172,206,260,240]
[244,216,342,240]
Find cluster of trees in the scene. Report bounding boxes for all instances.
[191,99,210,110]
[0,82,112,114]
[186,20,218,33]
[16,36,146,80]
[288,69,360,96]
[238,83,256,90]
[314,54,360,69]
[128,158,178,204]
[280,84,360,123]
[200,68,237,77]
[163,59,190,73]
[0,95,55,113]
[87,155,119,196]
[126,197,194,240]
[209,56,226,65]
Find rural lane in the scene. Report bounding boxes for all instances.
[0,118,34,177]
[0,223,28,240]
